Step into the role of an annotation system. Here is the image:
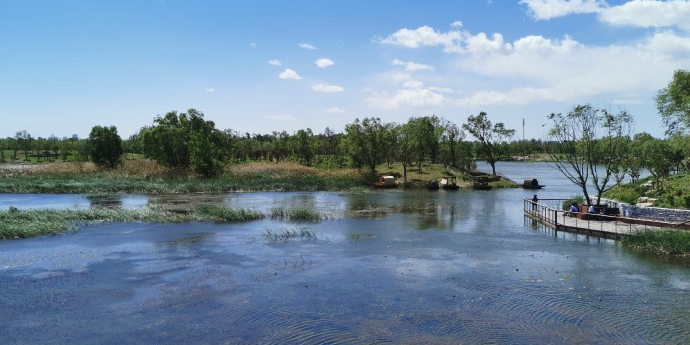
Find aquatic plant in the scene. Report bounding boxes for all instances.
[263,228,318,243]
[195,204,265,222]
[622,229,690,256]
[269,207,323,221]
[0,205,265,239]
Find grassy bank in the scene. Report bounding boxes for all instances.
[622,229,690,257]
[0,204,324,239]
[0,161,369,194]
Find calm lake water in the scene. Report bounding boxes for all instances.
[1,162,688,344]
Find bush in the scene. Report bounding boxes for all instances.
[562,195,585,210]
[603,184,640,204]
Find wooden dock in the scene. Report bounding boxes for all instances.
[524,198,669,240]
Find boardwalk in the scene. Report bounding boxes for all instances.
[524,199,665,240]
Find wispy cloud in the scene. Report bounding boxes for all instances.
[268,59,282,66]
[378,26,464,53]
[205,87,215,93]
[315,58,335,68]
[451,20,463,28]
[298,43,317,50]
[392,59,434,71]
[279,69,302,80]
[312,84,345,93]
[520,0,690,30]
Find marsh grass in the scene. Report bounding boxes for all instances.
[0,204,265,239]
[263,228,318,243]
[269,207,323,221]
[195,204,265,222]
[622,229,690,256]
[0,161,367,193]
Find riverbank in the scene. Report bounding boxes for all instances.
[0,160,518,193]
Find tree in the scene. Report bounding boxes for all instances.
[546,104,633,206]
[88,125,124,169]
[642,139,674,189]
[142,109,227,177]
[342,117,387,173]
[439,120,465,168]
[462,112,515,175]
[15,130,33,161]
[290,128,316,166]
[656,70,690,135]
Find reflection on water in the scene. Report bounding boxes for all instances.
[0,163,689,343]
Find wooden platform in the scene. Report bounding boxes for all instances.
[524,199,666,240]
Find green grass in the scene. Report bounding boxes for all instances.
[269,207,323,221]
[622,229,690,256]
[0,205,265,239]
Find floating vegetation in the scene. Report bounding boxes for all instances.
[622,229,690,257]
[263,228,319,243]
[0,205,265,240]
[269,207,323,221]
[195,204,265,222]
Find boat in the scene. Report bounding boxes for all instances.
[522,178,545,189]
[472,176,492,190]
[428,179,440,190]
[374,175,398,188]
[440,176,459,190]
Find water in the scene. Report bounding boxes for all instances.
[1,162,688,344]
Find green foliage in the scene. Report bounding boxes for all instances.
[462,111,515,175]
[623,229,690,256]
[142,109,227,177]
[88,125,124,169]
[656,69,690,135]
[561,195,585,210]
[603,185,639,205]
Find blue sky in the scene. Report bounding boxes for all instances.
[2,0,690,140]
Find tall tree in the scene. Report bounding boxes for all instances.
[656,69,690,135]
[642,139,674,189]
[546,104,633,206]
[290,128,316,166]
[142,109,226,177]
[88,125,124,169]
[15,130,33,161]
[343,117,387,173]
[462,112,515,175]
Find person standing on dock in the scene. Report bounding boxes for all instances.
[532,195,538,211]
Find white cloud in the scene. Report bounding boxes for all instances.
[315,58,335,68]
[312,84,345,93]
[367,80,446,110]
[465,32,511,55]
[378,26,464,53]
[392,59,434,71]
[520,0,605,20]
[451,20,463,28]
[268,59,282,66]
[205,87,215,93]
[599,0,690,30]
[279,69,302,80]
[324,107,346,114]
[298,43,317,50]
[521,0,690,30]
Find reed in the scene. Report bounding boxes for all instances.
[269,207,323,221]
[0,205,266,239]
[622,229,690,256]
[263,228,317,243]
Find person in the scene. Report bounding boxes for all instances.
[531,195,538,211]
[588,205,596,214]
[567,202,579,216]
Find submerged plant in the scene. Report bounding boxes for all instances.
[263,228,318,243]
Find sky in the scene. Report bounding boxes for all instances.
[2,0,690,140]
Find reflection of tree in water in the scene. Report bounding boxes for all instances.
[147,193,227,212]
[87,194,122,209]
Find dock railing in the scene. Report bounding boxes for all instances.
[524,198,678,239]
